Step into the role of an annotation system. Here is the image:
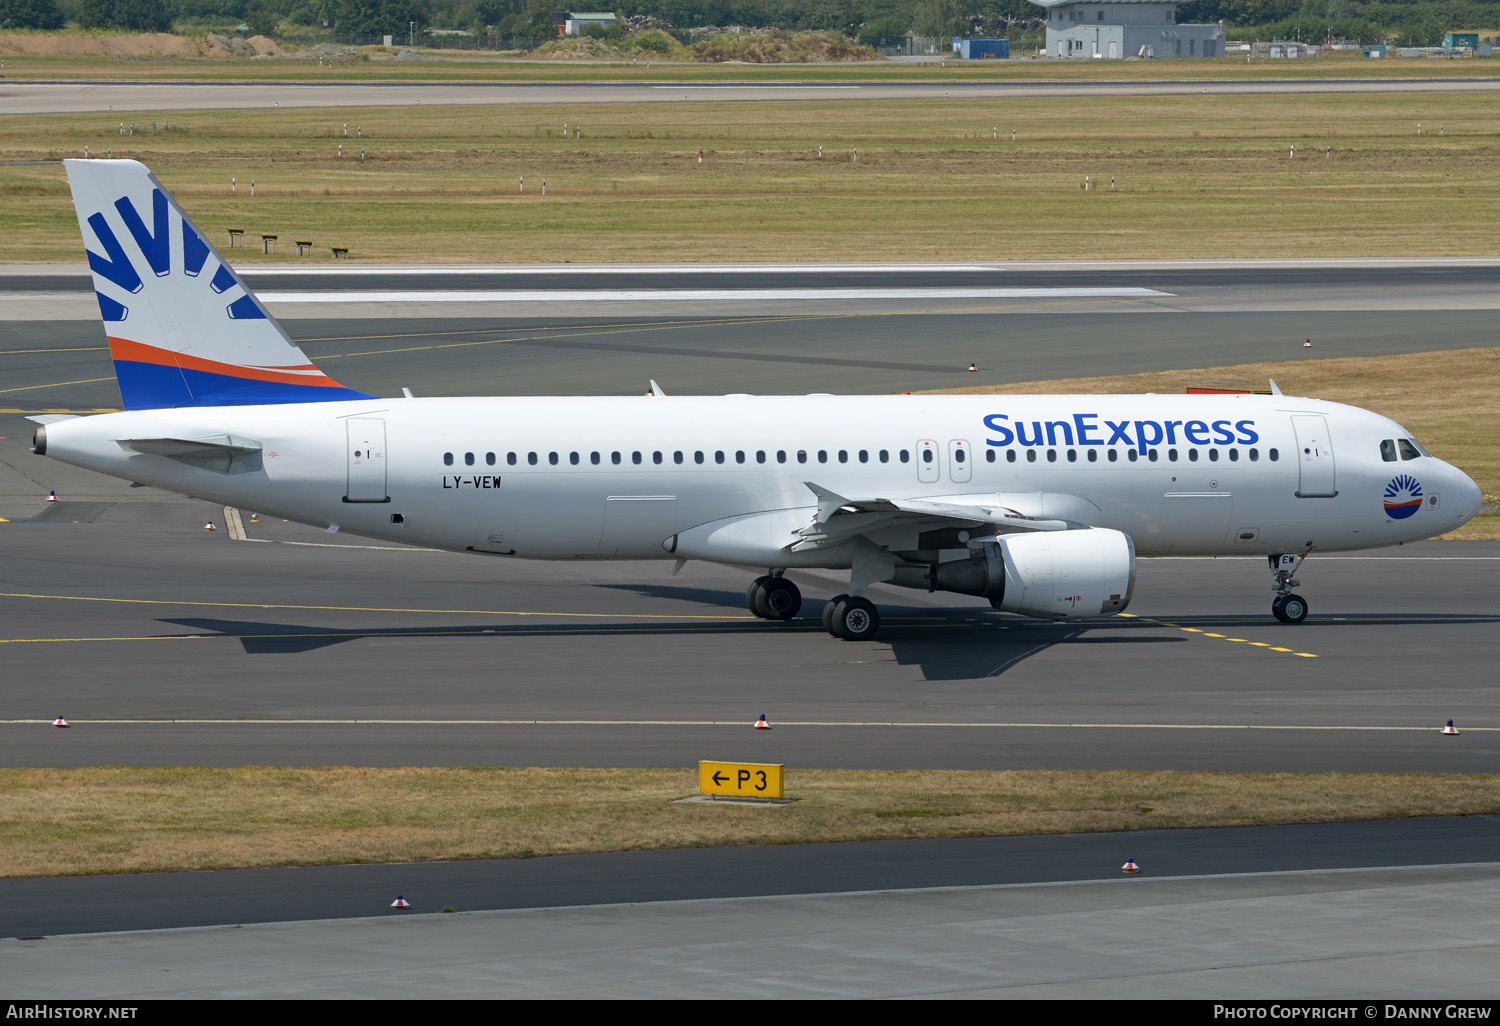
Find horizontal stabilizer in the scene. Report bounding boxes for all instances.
[119,434,262,474]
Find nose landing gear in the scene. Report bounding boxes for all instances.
[1269,553,1309,623]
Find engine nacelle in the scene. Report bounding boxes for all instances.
[898,528,1136,620]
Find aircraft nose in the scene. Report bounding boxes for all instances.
[1455,468,1484,522]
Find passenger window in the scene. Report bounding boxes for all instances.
[879,450,889,463]
[465,452,475,466]
[1229,448,1239,462]
[632,451,642,465]
[1027,450,1037,463]
[528,452,538,465]
[1209,449,1219,462]
[443,452,453,466]
[1380,439,1398,462]
[1269,448,1279,461]
[899,450,910,463]
[715,451,725,464]
[674,451,683,464]
[611,451,621,465]
[508,452,517,466]
[1046,449,1056,463]
[591,452,600,465]
[818,450,828,463]
[1188,448,1198,461]
[838,450,848,463]
[1249,448,1259,462]
[694,451,704,464]
[1087,449,1097,462]
[1067,449,1077,463]
[797,450,807,464]
[1127,450,1138,462]
[1007,450,1017,463]
[486,452,495,466]
[549,452,559,466]
[653,451,663,464]
[1108,449,1118,463]
[1168,448,1178,461]
[569,452,579,465]
[858,450,868,463]
[986,449,996,463]
[922,447,933,462]
[736,451,746,464]
[777,451,787,464]
[1398,439,1422,461]
[756,451,765,464]
[1148,449,1159,462]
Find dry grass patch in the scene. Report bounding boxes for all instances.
[4,767,1499,878]
[3,92,1499,262]
[924,346,1500,538]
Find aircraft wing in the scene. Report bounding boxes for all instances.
[790,481,1069,552]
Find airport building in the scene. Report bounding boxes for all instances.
[1029,0,1224,59]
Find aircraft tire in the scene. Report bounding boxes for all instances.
[757,578,801,620]
[1280,593,1309,624]
[823,595,849,635]
[1271,596,1288,622]
[746,576,773,617]
[834,597,880,641]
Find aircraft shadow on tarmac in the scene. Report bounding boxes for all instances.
[160,613,1186,681]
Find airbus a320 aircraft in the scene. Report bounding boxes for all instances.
[31,160,1484,640]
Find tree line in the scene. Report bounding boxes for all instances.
[2,0,1492,46]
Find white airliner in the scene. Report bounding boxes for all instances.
[31,160,1483,640]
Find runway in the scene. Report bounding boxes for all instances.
[2,259,1496,988]
[6,76,1500,115]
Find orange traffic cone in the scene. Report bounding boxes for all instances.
[53,716,69,728]
[1442,719,1459,736]
[203,521,216,531]
[968,362,978,372]
[45,490,58,502]
[390,895,411,909]
[1122,858,1140,874]
[755,713,771,730]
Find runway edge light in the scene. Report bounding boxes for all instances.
[1122,859,1140,874]
[203,521,216,531]
[46,490,58,502]
[390,895,411,909]
[53,716,69,728]
[1442,719,1460,736]
[755,713,771,730]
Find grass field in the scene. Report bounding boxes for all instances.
[3,38,1500,82]
[4,766,1498,878]
[927,346,1500,538]
[4,90,1499,262]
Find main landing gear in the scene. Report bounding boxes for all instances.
[745,572,882,641]
[746,572,801,621]
[1269,553,1309,624]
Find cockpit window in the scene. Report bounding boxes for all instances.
[1398,439,1423,461]
[1380,439,1398,462]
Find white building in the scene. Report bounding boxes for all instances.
[1029,0,1223,59]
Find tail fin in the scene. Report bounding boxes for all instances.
[64,159,374,410]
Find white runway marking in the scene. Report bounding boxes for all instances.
[3,718,1489,731]
[240,264,1000,275]
[257,287,1171,304]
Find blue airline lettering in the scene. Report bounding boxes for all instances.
[183,220,209,277]
[984,413,1262,449]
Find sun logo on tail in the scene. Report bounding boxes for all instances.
[1383,474,1423,520]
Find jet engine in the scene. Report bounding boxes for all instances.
[897,528,1136,619]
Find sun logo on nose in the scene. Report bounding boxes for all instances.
[1383,474,1423,520]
